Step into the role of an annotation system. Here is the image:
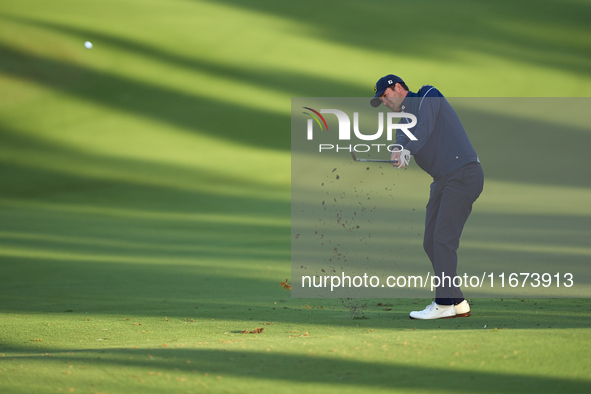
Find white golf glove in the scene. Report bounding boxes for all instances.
[392,149,411,168]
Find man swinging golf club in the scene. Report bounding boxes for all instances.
[371,75,484,319]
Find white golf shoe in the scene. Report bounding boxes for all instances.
[454,300,471,317]
[409,302,456,320]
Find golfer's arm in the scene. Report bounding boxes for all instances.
[395,132,409,151]
[403,97,440,155]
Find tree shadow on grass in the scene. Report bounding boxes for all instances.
[454,100,591,189]
[0,124,289,211]
[0,43,291,151]
[200,0,591,78]
[3,12,591,162]
[3,345,591,393]
[2,38,590,188]
[1,15,364,98]
[1,251,589,331]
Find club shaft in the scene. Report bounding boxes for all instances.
[356,159,398,163]
[351,151,397,163]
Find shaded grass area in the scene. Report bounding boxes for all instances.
[0,43,290,151]
[206,0,591,79]
[1,301,590,393]
[1,331,590,394]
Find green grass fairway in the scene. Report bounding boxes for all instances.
[1,0,591,393]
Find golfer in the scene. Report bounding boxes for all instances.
[370,75,484,319]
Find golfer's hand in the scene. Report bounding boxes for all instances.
[391,149,411,168]
[390,149,403,168]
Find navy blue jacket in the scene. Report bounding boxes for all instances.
[396,86,479,180]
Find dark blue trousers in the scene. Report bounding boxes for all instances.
[423,162,484,305]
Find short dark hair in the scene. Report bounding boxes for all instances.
[397,82,409,91]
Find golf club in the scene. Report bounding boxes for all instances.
[350,150,398,164]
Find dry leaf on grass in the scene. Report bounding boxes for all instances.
[240,328,264,334]
[280,279,292,290]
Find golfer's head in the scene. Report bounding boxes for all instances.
[371,75,404,107]
[371,75,408,110]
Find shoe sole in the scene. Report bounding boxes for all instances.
[456,312,471,318]
[409,314,456,320]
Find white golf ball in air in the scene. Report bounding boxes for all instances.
[84,41,93,49]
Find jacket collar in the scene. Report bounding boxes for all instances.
[400,90,417,111]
